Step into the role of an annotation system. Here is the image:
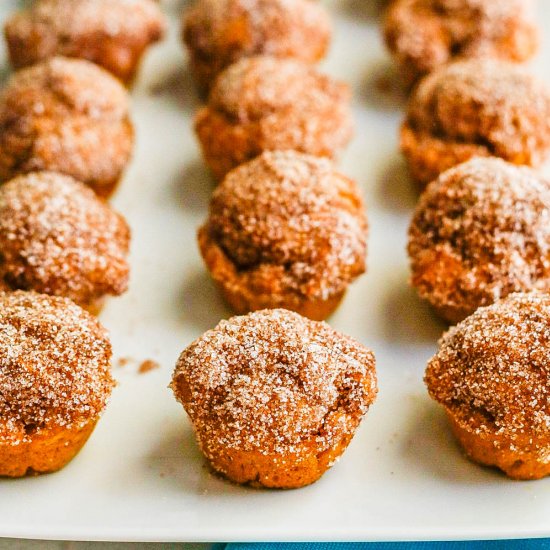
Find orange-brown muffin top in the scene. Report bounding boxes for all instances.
[408,157,550,313]
[0,291,114,445]
[183,0,331,68]
[0,56,133,190]
[207,55,353,151]
[405,59,550,166]
[425,292,550,439]
[384,0,538,80]
[211,54,348,120]
[0,172,130,307]
[172,308,377,455]
[0,56,129,122]
[205,150,367,301]
[5,0,166,49]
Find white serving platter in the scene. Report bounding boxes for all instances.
[0,0,549,543]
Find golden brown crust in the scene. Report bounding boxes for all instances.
[171,308,377,488]
[401,59,550,187]
[384,0,539,86]
[5,0,166,85]
[195,56,354,181]
[199,227,346,321]
[199,151,367,320]
[0,420,97,477]
[408,158,550,324]
[0,56,134,196]
[182,0,331,92]
[0,291,114,476]
[425,292,550,480]
[0,172,131,310]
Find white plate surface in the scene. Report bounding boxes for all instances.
[0,0,549,543]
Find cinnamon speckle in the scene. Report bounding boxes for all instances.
[0,291,114,445]
[171,309,377,458]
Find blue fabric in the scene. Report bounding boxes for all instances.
[225,542,550,550]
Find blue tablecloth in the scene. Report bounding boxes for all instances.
[225,542,550,550]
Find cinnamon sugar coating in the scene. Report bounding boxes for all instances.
[183,0,331,91]
[408,158,550,324]
[384,0,539,85]
[425,292,550,480]
[199,151,367,320]
[0,172,131,311]
[0,56,134,197]
[401,59,550,187]
[0,291,114,447]
[5,0,166,84]
[171,308,377,488]
[194,56,354,180]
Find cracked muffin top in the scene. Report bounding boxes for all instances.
[202,150,367,301]
[384,0,539,84]
[405,59,550,163]
[195,55,354,179]
[0,290,114,445]
[408,157,550,322]
[425,292,550,441]
[400,58,550,186]
[171,308,377,455]
[0,56,133,195]
[0,171,131,309]
[5,0,166,82]
[183,0,331,89]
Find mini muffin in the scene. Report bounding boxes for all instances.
[0,291,114,477]
[425,292,550,480]
[171,308,377,488]
[408,157,550,324]
[0,56,133,197]
[384,0,539,86]
[0,171,130,313]
[401,59,550,187]
[183,0,331,92]
[5,0,166,85]
[194,56,354,181]
[198,151,367,320]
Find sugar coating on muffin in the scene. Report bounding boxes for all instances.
[401,59,550,186]
[5,0,166,84]
[0,172,131,311]
[384,0,539,85]
[0,291,114,476]
[408,157,550,324]
[0,56,133,197]
[171,308,377,488]
[425,292,550,480]
[195,56,353,180]
[199,150,367,319]
[0,292,113,443]
[183,0,331,91]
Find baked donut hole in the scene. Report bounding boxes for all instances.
[198,150,368,320]
[182,0,331,93]
[400,59,550,187]
[171,308,378,488]
[0,171,130,312]
[194,56,354,181]
[4,0,166,85]
[383,0,539,86]
[408,157,550,324]
[0,56,134,197]
[425,292,550,480]
[0,291,114,477]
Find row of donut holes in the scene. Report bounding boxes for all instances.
[175,0,550,487]
[0,2,548,488]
